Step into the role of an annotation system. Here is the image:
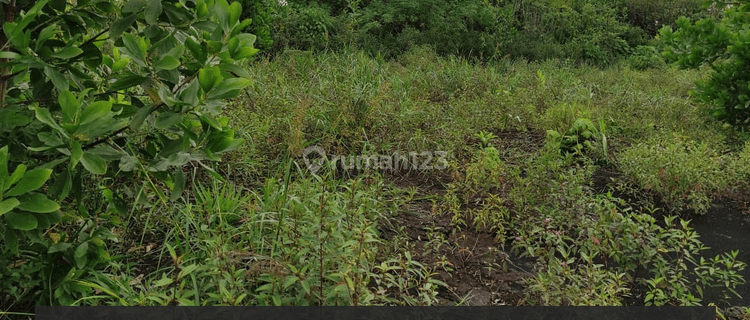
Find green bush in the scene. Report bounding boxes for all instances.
[617,134,726,214]
[354,0,515,60]
[659,1,750,126]
[618,0,708,36]
[504,0,647,64]
[627,45,667,70]
[0,0,257,310]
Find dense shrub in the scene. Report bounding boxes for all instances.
[617,0,708,36]
[660,1,750,127]
[354,0,516,60]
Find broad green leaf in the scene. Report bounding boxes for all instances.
[156,85,182,107]
[121,33,146,64]
[35,107,68,138]
[51,47,83,59]
[209,78,250,100]
[111,14,138,39]
[4,211,38,230]
[5,164,26,191]
[122,0,147,13]
[32,213,51,229]
[44,66,68,91]
[70,140,82,169]
[119,155,137,172]
[196,0,209,18]
[38,132,64,147]
[0,51,20,59]
[198,66,221,93]
[215,0,230,33]
[0,198,19,216]
[228,2,242,30]
[145,0,163,24]
[179,79,201,106]
[48,242,73,254]
[80,152,107,175]
[170,167,185,201]
[49,168,72,200]
[130,104,155,131]
[110,72,148,91]
[79,101,112,125]
[16,193,60,213]
[153,56,179,71]
[75,242,88,268]
[5,168,52,197]
[80,42,104,69]
[155,112,182,129]
[59,91,79,124]
[185,37,206,63]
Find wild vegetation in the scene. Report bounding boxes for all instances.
[2,0,750,319]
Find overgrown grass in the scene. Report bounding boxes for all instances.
[16,47,750,312]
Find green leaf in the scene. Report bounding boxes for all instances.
[79,101,112,125]
[5,164,26,192]
[49,168,72,200]
[5,229,18,254]
[198,66,221,93]
[228,2,242,30]
[153,55,180,71]
[35,107,68,138]
[130,104,155,131]
[185,37,206,63]
[6,168,52,197]
[145,0,163,24]
[119,155,137,172]
[16,193,60,213]
[111,14,138,39]
[121,33,146,64]
[48,242,73,254]
[44,66,68,91]
[170,167,185,201]
[110,73,148,91]
[196,0,209,18]
[70,140,82,169]
[0,198,19,216]
[209,78,250,100]
[122,0,147,13]
[74,242,89,268]
[0,51,20,59]
[4,211,38,230]
[215,0,230,33]
[179,79,201,106]
[80,152,107,175]
[0,146,7,188]
[51,47,83,59]
[155,112,182,129]
[59,91,79,124]
[38,132,64,147]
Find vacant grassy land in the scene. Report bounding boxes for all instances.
[5,46,750,317]
[99,46,744,309]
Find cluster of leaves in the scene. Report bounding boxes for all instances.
[546,118,608,163]
[0,0,258,308]
[659,0,750,126]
